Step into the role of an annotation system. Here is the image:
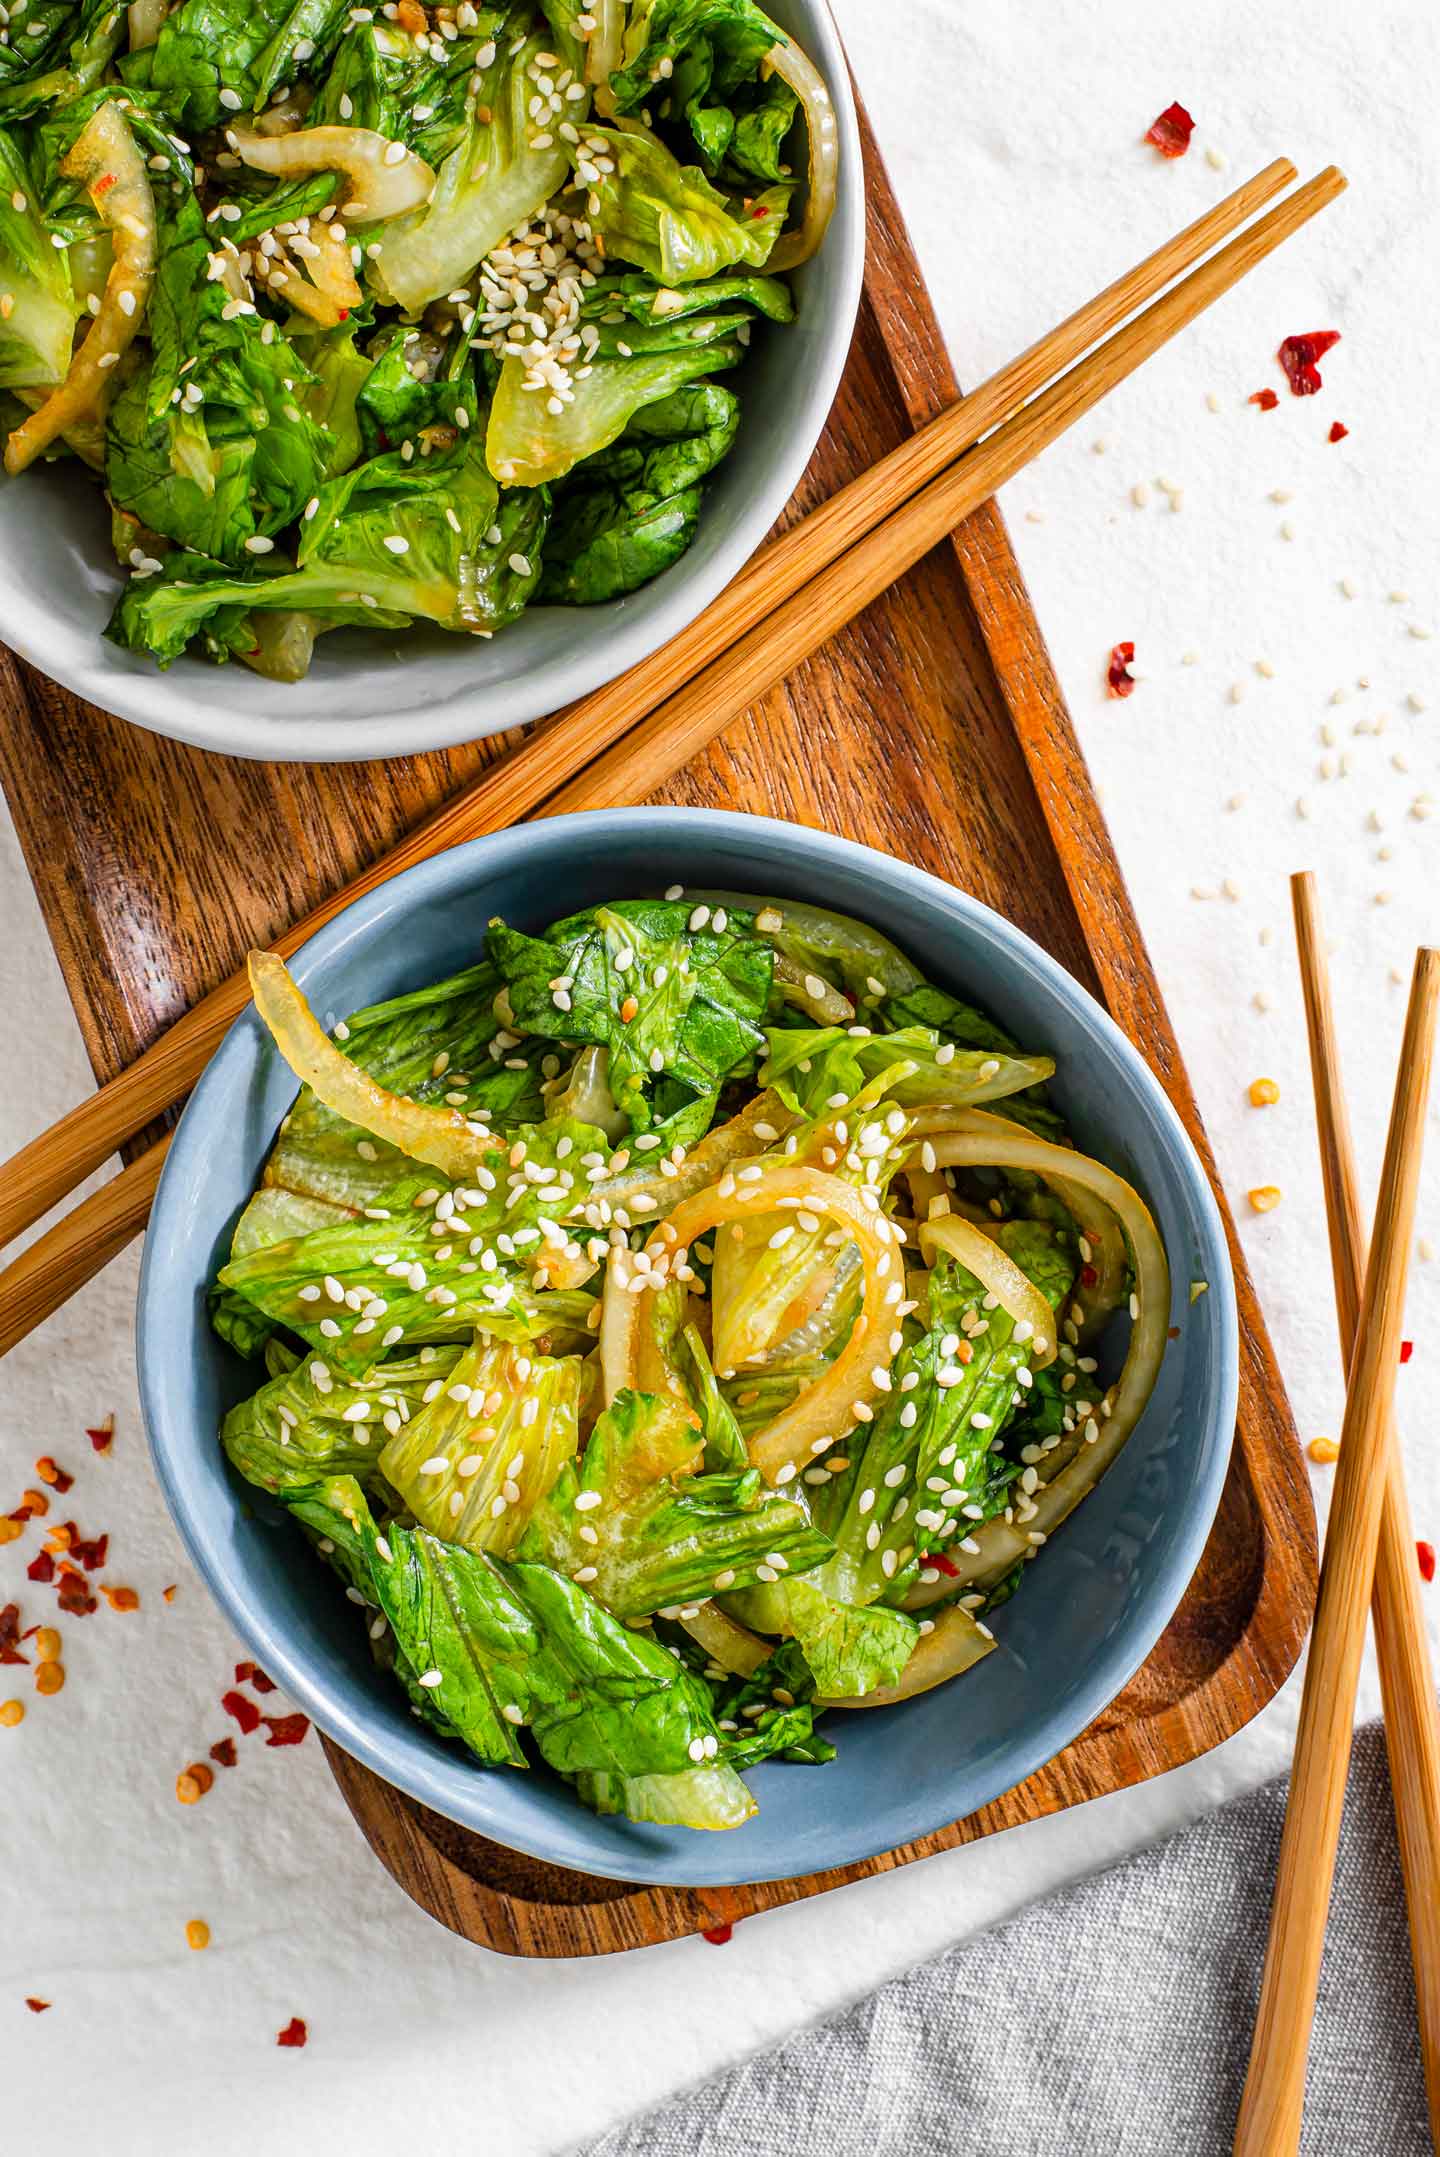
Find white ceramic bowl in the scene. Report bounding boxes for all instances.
[0,3,863,764]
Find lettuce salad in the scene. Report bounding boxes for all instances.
[0,0,837,681]
[214,892,1170,1832]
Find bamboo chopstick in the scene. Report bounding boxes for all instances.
[0,156,1301,1260]
[0,162,1347,1358]
[1234,946,1440,2157]
[1290,874,1440,2143]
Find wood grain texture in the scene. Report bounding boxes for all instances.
[0,112,1317,1956]
[1235,948,1439,2157]
[1290,873,1440,2147]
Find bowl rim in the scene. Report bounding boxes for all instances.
[137,808,1240,1886]
[0,0,865,766]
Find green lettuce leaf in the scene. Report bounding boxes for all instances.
[368,22,575,315]
[487,897,772,1131]
[0,0,124,120]
[524,1388,831,1617]
[759,1024,1055,1119]
[578,124,787,283]
[378,1332,583,1554]
[107,432,547,667]
[537,382,740,605]
[221,1343,465,1495]
[218,1142,605,1375]
[0,125,77,394]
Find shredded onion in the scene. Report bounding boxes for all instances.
[905,1128,1170,1602]
[911,1105,1130,1338]
[247,952,499,1184]
[636,1164,902,1486]
[771,949,851,1024]
[820,1605,995,1707]
[762,28,839,273]
[232,126,434,222]
[254,218,360,327]
[679,1602,771,1678]
[919,1213,1057,1368]
[5,102,156,477]
[585,0,625,111]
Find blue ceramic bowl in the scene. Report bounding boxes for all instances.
[138,811,1238,1888]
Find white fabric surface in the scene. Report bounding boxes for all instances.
[2,2,1438,2150]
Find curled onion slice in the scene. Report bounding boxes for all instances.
[679,1602,771,1679]
[232,126,434,222]
[771,949,851,1024]
[5,101,156,476]
[636,1164,902,1486]
[248,951,499,1183]
[820,1605,994,1707]
[584,0,625,110]
[919,1212,1057,1368]
[905,1128,1170,1602]
[763,28,839,273]
[912,1105,1131,1337]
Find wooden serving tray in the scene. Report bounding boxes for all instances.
[0,107,1316,1957]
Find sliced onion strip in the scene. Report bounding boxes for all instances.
[905,1128,1170,1601]
[763,28,839,273]
[248,952,498,1184]
[5,102,156,476]
[919,1212,1057,1369]
[572,1091,795,1226]
[679,1602,771,1678]
[636,1164,900,1486]
[232,126,434,222]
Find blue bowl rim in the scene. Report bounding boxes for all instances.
[137,807,1239,1887]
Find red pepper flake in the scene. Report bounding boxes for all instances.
[209,1736,238,1768]
[25,1997,50,2013]
[87,1419,114,1454]
[1249,387,1279,411]
[92,170,117,196]
[1328,420,1349,444]
[0,1605,27,1666]
[928,1553,961,1579]
[1278,330,1341,397]
[1080,1263,1099,1288]
[162,1583,178,1602]
[33,1459,73,1494]
[221,1689,262,1734]
[235,1659,277,1694]
[55,1570,97,1618]
[99,1585,140,1612]
[261,1713,310,1748]
[701,1922,734,1945]
[1144,102,1195,159]
[26,1552,55,1585]
[71,1532,108,1572]
[276,2017,308,2048]
[1400,1340,1414,1364]
[1419,1541,1436,1584]
[1106,641,1137,698]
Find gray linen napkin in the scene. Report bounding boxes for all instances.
[578,1720,1429,2156]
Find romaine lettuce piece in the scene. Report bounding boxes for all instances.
[107,432,547,667]
[537,382,740,604]
[379,1333,583,1555]
[523,1389,832,1617]
[760,1025,1055,1120]
[222,1343,465,1495]
[578,124,788,283]
[292,1476,726,1783]
[146,0,348,131]
[218,1114,609,1373]
[368,24,575,315]
[0,0,124,120]
[574,1762,755,1829]
[486,329,745,489]
[811,1223,1076,1606]
[487,898,773,1131]
[0,127,77,395]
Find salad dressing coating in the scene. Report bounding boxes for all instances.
[214,890,1170,1831]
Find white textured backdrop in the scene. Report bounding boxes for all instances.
[2,2,1437,2150]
